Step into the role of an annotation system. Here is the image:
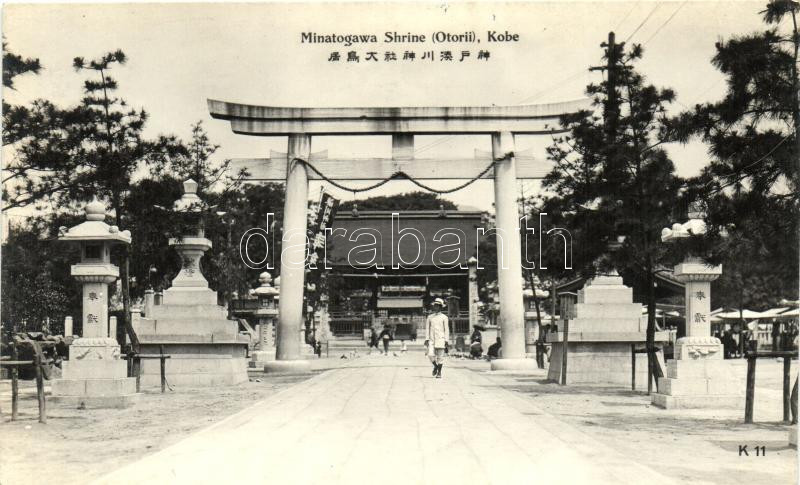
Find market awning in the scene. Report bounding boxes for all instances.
[752,307,790,319]
[715,309,764,320]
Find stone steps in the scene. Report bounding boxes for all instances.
[52,376,137,396]
[161,287,219,305]
[574,302,642,319]
[148,304,228,319]
[138,354,248,389]
[546,331,669,343]
[137,334,249,344]
[566,318,644,334]
[578,286,634,304]
[135,317,240,337]
[327,339,428,354]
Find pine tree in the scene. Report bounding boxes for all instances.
[68,50,182,334]
[540,35,683,390]
[150,120,235,195]
[670,0,799,312]
[2,40,40,90]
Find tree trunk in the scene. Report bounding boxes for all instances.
[533,291,545,369]
[791,11,799,175]
[646,267,657,394]
[113,192,133,350]
[739,302,745,356]
[524,269,545,368]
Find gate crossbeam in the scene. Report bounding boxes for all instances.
[208,99,591,135]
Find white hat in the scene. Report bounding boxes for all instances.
[433,298,445,306]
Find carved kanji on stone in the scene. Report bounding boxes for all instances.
[183,257,196,275]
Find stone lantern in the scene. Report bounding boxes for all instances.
[467,256,479,329]
[522,280,549,357]
[652,204,743,408]
[131,179,248,388]
[445,288,460,319]
[52,198,139,408]
[250,272,279,368]
[166,179,214,300]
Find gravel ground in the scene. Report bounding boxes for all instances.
[461,358,798,485]
[0,373,311,485]
[0,357,796,485]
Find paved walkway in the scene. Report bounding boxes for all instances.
[95,355,676,485]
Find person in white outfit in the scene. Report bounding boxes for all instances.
[426,298,450,378]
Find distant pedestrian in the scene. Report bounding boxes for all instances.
[367,327,380,354]
[722,330,735,359]
[487,337,502,360]
[401,340,408,354]
[469,326,483,359]
[426,298,449,378]
[314,340,322,357]
[379,325,393,355]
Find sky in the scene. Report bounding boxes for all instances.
[2,1,770,216]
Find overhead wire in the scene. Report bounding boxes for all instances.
[624,4,661,43]
[337,2,675,194]
[643,2,688,45]
[614,1,640,31]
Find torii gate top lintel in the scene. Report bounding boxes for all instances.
[207,98,591,136]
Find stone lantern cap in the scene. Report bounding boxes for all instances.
[58,197,131,244]
[661,218,707,242]
[253,272,279,296]
[173,179,205,213]
[661,201,708,243]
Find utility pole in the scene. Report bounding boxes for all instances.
[589,31,620,146]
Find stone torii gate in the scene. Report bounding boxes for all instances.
[208,99,590,373]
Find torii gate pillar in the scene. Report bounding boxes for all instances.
[264,134,313,375]
[490,132,536,371]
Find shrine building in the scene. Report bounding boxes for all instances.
[321,209,484,344]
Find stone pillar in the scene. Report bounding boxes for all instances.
[490,132,535,371]
[317,306,331,343]
[467,257,479,329]
[269,134,312,374]
[109,316,117,343]
[64,316,73,337]
[144,289,155,317]
[678,259,717,339]
[670,259,723,362]
[130,307,141,328]
[78,279,113,338]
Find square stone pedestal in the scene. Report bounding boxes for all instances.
[134,287,249,388]
[547,338,664,387]
[652,337,744,409]
[545,275,667,387]
[51,338,139,408]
